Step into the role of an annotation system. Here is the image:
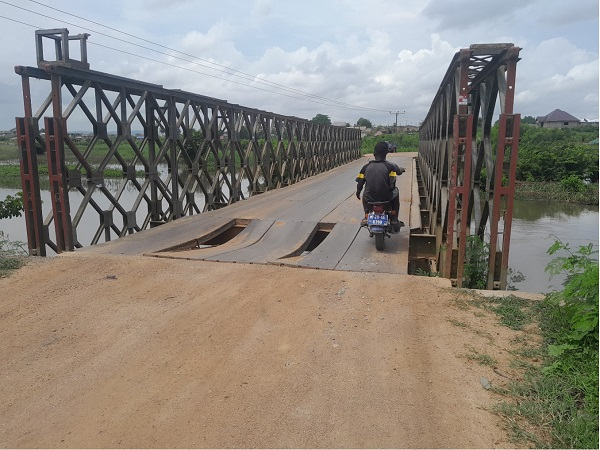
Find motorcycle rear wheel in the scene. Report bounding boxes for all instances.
[375,233,385,250]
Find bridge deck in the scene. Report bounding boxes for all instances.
[82,153,418,274]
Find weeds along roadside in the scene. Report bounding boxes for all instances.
[0,194,27,277]
[0,230,27,278]
[453,239,599,448]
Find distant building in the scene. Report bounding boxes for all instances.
[398,125,419,133]
[579,118,599,127]
[536,109,580,128]
[0,128,17,137]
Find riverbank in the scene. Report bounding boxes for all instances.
[515,180,598,205]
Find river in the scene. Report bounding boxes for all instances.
[1,186,598,294]
[508,199,598,293]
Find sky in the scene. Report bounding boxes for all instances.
[0,0,598,131]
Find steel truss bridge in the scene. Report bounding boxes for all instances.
[14,29,521,289]
[16,29,361,256]
[415,44,521,289]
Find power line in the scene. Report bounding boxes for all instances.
[0,13,389,112]
[2,0,398,115]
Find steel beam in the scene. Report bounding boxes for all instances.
[15,29,361,255]
[417,44,521,289]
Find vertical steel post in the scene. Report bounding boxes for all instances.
[445,49,472,286]
[16,116,46,256]
[45,117,73,252]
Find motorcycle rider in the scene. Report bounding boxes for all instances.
[355,141,405,232]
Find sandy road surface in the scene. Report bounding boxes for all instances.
[0,253,523,448]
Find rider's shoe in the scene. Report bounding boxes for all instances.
[391,216,403,233]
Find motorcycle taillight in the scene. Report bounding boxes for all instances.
[373,205,384,214]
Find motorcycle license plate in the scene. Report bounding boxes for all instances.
[367,213,388,226]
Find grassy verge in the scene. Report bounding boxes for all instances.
[457,240,599,448]
[454,292,598,448]
[490,298,598,448]
[0,142,19,161]
[515,181,598,205]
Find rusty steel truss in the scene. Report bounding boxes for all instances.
[16,29,361,256]
[416,44,521,289]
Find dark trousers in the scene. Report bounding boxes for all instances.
[362,188,400,216]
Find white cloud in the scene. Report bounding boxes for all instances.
[0,0,597,127]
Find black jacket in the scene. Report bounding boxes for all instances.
[356,159,404,203]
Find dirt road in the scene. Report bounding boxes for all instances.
[0,253,524,448]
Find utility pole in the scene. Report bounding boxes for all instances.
[390,111,405,133]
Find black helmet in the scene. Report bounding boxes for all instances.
[374,141,388,159]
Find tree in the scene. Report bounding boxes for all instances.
[356,117,372,128]
[521,115,537,125]
[311,114,331,125]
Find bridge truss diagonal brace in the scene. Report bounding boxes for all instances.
[15,29,362,256]
[417,43,521,290]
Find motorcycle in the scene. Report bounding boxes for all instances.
[361,201,402,250]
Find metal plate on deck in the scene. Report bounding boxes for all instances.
[206,220,319,264]
[295,223,360,270]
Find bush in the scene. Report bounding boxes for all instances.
[494,239,599,448]
[515,126,599,182]
[544,239,599,357]
[538,239,599,447]
[0,231,27,277]
[0,192,24,219]
[463,235,489,289]
[560,175,586,193]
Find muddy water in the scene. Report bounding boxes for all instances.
[508,199,598,294]
[1,188,598,294]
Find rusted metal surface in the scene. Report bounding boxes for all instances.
[417,44,521,289]
[16,29,361,255]
[15,116,45,256]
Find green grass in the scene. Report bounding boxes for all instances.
[471,294,534,330]
[0,165,23,189]
[0,141,19,161]
[515,180,598,205]
[0,139,263,189]
[494,350,599,449]
[0,231,27,278]
[463,346,497,366]
[469,290,599,448]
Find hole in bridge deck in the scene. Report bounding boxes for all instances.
[200,225,245,247]
[281,222,335,259]
[158,219,250,252]
[302,229,330,255]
